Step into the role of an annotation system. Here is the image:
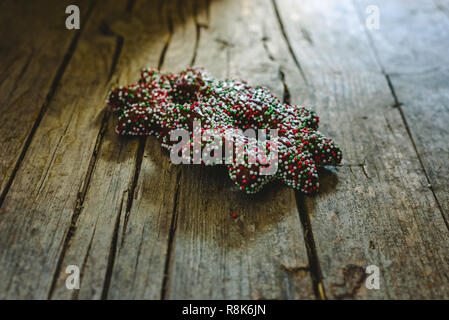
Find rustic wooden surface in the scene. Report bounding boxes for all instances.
[0,0,448,299]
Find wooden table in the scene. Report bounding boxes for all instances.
[0,0,448,299]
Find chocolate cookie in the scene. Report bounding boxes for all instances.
[107,68,342,194]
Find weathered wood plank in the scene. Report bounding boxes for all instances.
[2,0,446,300]
[274,0,449,299]
[0,0,91,201]
[48,0,175,300]
[106,0,209,300]
[356,0,449,224]
[163,0,315,300]
[0,0,131,299]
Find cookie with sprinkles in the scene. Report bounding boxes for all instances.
[107,68,342,194]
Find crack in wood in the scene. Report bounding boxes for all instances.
[190,0,209,73]
[98,20,124,82]
[190,23,202,67]
[268,34,324,298]
[35,105,78,199]
[352,0,449,231]
[280,264,309,275]
[393,97,448,229]
[261,36,275,61]
[261,37,292,107]
[0,0,97,210]
[159,15,174,70]
[300,26,314,45]
[53,0,145,298]
[360,164,370,179]
[101,196,122,299]
[278,68,291,105]
[132,223,146,281]
[73,221,97,300]
[190,0,209,69]
[271,0,309,85]
[384,116,394,135]
[338,163,370,179]
[109,36,124,81]
[159,3,214,297]
[101,6,178,298]
[265,28,325,297]
[160,169,182,300]
[214,38,233,78]
[295,193,327,300]
[120,3,175,241]
[120,137,145,245]
[47,106,109,299]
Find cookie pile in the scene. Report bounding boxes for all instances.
[107,68,342,194]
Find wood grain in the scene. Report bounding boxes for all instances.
[0,0,448,300]
[356,0,449,224]
[163,0,315,300]
[0,0,129,299]
[106,0,196,299]
[49,0,178,299]
[0,0,91,202]
[274,0,449,299]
